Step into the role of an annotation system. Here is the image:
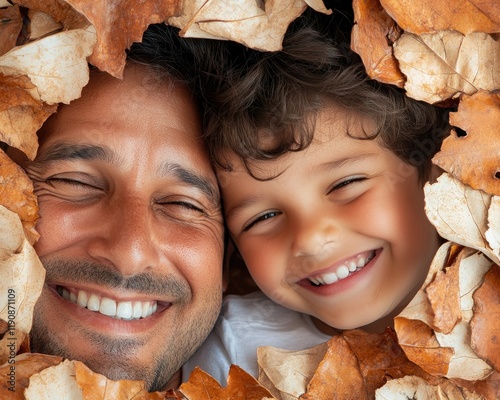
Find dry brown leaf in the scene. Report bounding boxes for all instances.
[13,0,89,31]
[396,242,495,380]
[0,73,57,160]
[375,375,484,400]
[453,371,500,400]
[0,206,45,365]
[486,197,500,261]
[380,0,500,35]
[471,263,500,372]
[0,149,39,242]
[433,92,500,197]
[393,31,500,104]
[64,0,180,78]
[424,173,500,265]
[0,5,23,57]
[0,26,97,104]
[28,10,64,40]
[180,365,275,400]
[394,318,453,376]
[168,0,310,52]
[75,361,167,399]
[258,342,329,400]
[426,254,462,334]
[351,0,405,87]
[0,353,63,399]
[301,329,440,400]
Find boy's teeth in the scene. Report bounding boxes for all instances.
[57,286,157,320]
[308,251,375,286]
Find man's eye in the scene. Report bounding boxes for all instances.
[157,200,206,216]
[243,211,281,232]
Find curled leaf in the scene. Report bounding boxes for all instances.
[0,26,97,104]
[393,31,500,104]
[380,0,500,35]
[27,10,64,40]
[168,0,311,52]
[0,206,45,364]
[351,0,405,86]
[0,5,23,56]
[433,92,500,197]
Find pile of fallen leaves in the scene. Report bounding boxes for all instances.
[0,0,498,399]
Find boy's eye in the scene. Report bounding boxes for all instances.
[328,176,367,193]
[243,211,281,232]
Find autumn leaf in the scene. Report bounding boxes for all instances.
[486,197,500,262]
[168,0,321,52]
[375,374,483,400]
[0,353,63,399]
[351,0,405,87]
[0,5,23,56]
[180,365,275,400]
[379,0,500,35]
[27,10,64,40]
[424,173,500,265]
[0,206,45,364]
[258,342,329,399]
[393,31,500,104]
[470,264,500,372]
[63,0,180,78]
[0,25,96,105]
[433,92,500,197]
[396,242,495,381]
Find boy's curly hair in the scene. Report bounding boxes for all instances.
[200,8,450,180]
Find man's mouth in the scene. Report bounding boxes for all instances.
[307,250,376,286]
[56,285,158,320]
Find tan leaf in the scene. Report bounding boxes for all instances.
[0,149,39,242]
[0,26,97,104]
[257,342,329,399]
[375,375,484,400]
[393,31,500,104]
[168,0,309,52]
[380,0,500,35]
[471,264,500,372]
[0,206,45,364]
[0,73,57,160]
[426,250,462,334]
[424,173,500,265]
[65,0,180,78]
[0,5,23,57]
[433,92,500,197]
[394,318,453,376]
[74,361,167,399]
[301,329,440,399]
[351,0,405,87]
[24,359,82,399]
[486,197,500,261]
[14,0,89,30]
[0,353,63,399]
[180,365,275,400]
[28,10,64,40]
[453,371,500,400]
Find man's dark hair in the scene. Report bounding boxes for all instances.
[199,8,450,180]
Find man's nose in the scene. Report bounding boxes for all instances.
[291,210,340,258]
[87,197,160,276]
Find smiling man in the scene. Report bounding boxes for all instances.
[21,26,225,391]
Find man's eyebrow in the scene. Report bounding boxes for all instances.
[317,153,378,172]
[32,142,115,165]
[162,163,220,207]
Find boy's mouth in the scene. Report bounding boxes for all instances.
[55,285,160,320]
[307,250,377,286]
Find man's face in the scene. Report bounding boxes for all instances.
[26,65,224,391]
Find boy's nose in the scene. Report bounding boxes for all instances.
[291,212,340,258]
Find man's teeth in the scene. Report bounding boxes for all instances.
[57,286,157,320]
[308,251,375,286]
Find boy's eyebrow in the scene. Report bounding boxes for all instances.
[225,196,264,222]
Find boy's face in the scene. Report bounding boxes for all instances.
[219,105,440,333]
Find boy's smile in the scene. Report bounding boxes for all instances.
[220,104,440,334]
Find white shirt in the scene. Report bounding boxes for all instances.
[182,291,331,385]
